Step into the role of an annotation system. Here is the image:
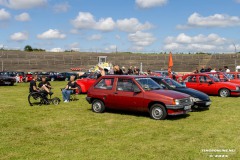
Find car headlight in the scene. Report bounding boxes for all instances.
[190,97,201,102]
[175,99,180,105]
[236,87,240,91]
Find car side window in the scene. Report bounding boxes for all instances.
[117,79,139,92]
[199,76,211,83]
[95,78,114,90]
[184,76,197,83]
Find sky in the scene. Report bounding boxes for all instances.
[0,0,240,53]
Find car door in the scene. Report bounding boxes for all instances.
[197,75,216,94]
[184,75,198,90]
[108,78,144,111]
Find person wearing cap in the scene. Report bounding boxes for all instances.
[62,75,78,103]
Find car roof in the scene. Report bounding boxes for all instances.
[101,75,149,79]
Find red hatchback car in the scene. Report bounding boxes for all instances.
[182,73,240,97]
[86,75,193,120]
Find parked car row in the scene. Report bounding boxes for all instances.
[0,71,86,83]
[77,72,240,120]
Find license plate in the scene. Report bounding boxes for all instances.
[206,102,211,106]
[184,105,191,110]
[4,82,11,85]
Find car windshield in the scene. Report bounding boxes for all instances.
[135,78,162,90]
[224,73,234,80]
[163,78,185,88]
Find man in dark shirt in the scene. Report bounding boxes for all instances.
[200,66,206,73]
[29,74,39,93]
[62,75,78,103]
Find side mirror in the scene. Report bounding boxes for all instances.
[170,85,176,88]
[133,87,141,93]
[209,81,213,84]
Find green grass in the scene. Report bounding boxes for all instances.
[0,82,239,160]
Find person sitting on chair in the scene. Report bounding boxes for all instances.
[38,76,53,95]
[62,75,78,103]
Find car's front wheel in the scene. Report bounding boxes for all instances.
[149,104,167,120]
[92,99,105,113]
[219,88,230,97]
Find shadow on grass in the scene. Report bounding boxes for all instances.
[88,108,191,121]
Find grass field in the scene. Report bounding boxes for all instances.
[0,82,239,160]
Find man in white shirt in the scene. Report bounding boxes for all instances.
[224,66,230,72]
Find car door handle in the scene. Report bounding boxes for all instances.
[114,92,118,95]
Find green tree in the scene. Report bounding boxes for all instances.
[24,45,33,52]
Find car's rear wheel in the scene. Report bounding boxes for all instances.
[149,104,167,120]
[92,99,105,113]
[219,88,230,97]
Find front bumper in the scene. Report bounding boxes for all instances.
[166,104,192,115]
[194,100,211,108]
[86,97,91,104]
[230,90,240,96]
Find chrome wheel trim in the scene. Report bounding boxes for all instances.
[93,102,102,112]
[220,89,228,97]
[152,107,163,119]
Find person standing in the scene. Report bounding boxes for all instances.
[29,74,39,93]
[200,66,206,73]
[127,66,134,75]
[62,75,78,103]
[224,66,230,72]
[114,65,123,75]
[211,68,216,72]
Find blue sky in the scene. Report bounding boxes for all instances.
[0,0,240,53]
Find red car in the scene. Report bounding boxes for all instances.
[225,72,240,80]
[86,75,192,120]
[182,73,240,97]
[76,72,98,93]
[206,72,240,85]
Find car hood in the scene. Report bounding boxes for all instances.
[148,90,190,99]
[174,87,210,101]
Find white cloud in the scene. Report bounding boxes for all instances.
[15,12,30,21]
[163,33,239,52]
[88,34,102,40]
[48,48,64,52]
[95,17,115,31]
[177,12,240,29]
[136,0,167,8]
[0,8,11,20]
[117,18,153,32]
[71,12,115,32]
[115,35,121,40]
[0,0,47,9]
[128,31,156,51]
[53,2,70,13]
[37,29,66,39]
[105,45,117,52]
[10,32,28,41]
